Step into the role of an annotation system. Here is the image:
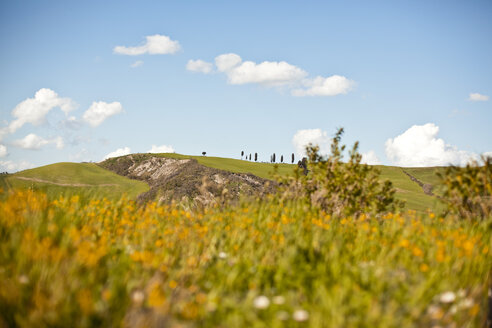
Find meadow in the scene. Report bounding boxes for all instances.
[0,190,490,327]
[0,141,491,327]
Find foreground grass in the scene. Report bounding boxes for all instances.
[0,191,490,327]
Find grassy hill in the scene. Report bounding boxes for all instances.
[1,154,447,212]
[0,162,149,200]
[155,153,444,212]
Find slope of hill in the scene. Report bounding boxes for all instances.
[1,154,447,212]
[0,162,149,200]
[155,153,444,212]
[99,154,273,205]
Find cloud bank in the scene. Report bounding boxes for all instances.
[189,53,354,96]
[83,101,123,127]
[468,92,489,102]
[0,160,33,173]
[361,151,381,165]
[385,123,480,167]
[186,59,213,74]
[0,145,7,158]
[13,133,64,150]
[4,88,76,136]
[131,60,144,68]
[292,129,331,157]
[148,144,175,153]
[103,147,131,160]
[114,34,180,55]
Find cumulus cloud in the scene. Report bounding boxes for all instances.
[361,151,381,165]
[13,133,64,150]
[468,92,489,102]
[0,144,7,158]
[103,147,131,160]
[191,52,354,96]
[214,53,307,86]
[186,59,213,74]
[83,101,123,127]
[113,34,180,56]
[148,144,175,153]
[131,60,144,68]
[385,123,480,167]
[292,75,355,97]
[292,129,331,157]
[0,160,33,172]
[6,88,76,135]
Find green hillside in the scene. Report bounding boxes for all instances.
[1,154,446,212]
[0,162,149,200]
[156,153,444,212]
[154,153,294,179]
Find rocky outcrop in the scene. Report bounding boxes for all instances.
[99,154,274,206]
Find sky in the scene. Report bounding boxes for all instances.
[0,0,491,171]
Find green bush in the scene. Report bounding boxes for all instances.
[277,128,404,217]
[438,156,492,219]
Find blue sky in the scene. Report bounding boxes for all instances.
[0,0,491,171]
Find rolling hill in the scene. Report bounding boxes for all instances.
[0,154,447,212]
[0,162,149,200]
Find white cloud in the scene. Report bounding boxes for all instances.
[292,75,355,97]
[194,52,354,96]
[131,60,144,68]
[12,133,64,150]
[385,123,479,167]
[214,53,307,86]
[148,144,175,153]
[215,53,243,72]
[113,34,180,56]
[468,92,489,102]
[361,151,381,165]
[0,160,34,173]
[0,144,7,157]
[83,101,123,127]
[482,152,492,159]
[292,129,331,157]
[103,147,131,160]
[186,59,213,74]
[6,88,76,134]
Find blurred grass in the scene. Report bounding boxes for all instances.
[0,190,490,327]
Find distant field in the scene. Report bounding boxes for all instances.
[0,162,149,200]
[155,153,295,179]
[157,153,445,212]
[0,154,447,212]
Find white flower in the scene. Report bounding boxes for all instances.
[439,291,456,303]
[293,309,309,322]
[18,275,29,284]
[273,295,285,305]
[218,252,228,259]
[132,290,145,304]
[253,295,270,309]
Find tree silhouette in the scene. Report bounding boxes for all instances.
[249,154,251,161]
[272,153,276,163]
[241,150,244,160]
[291,153,295,164]
[281,155,284,163]
[202,152,206,156]
[254,153,258,162]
